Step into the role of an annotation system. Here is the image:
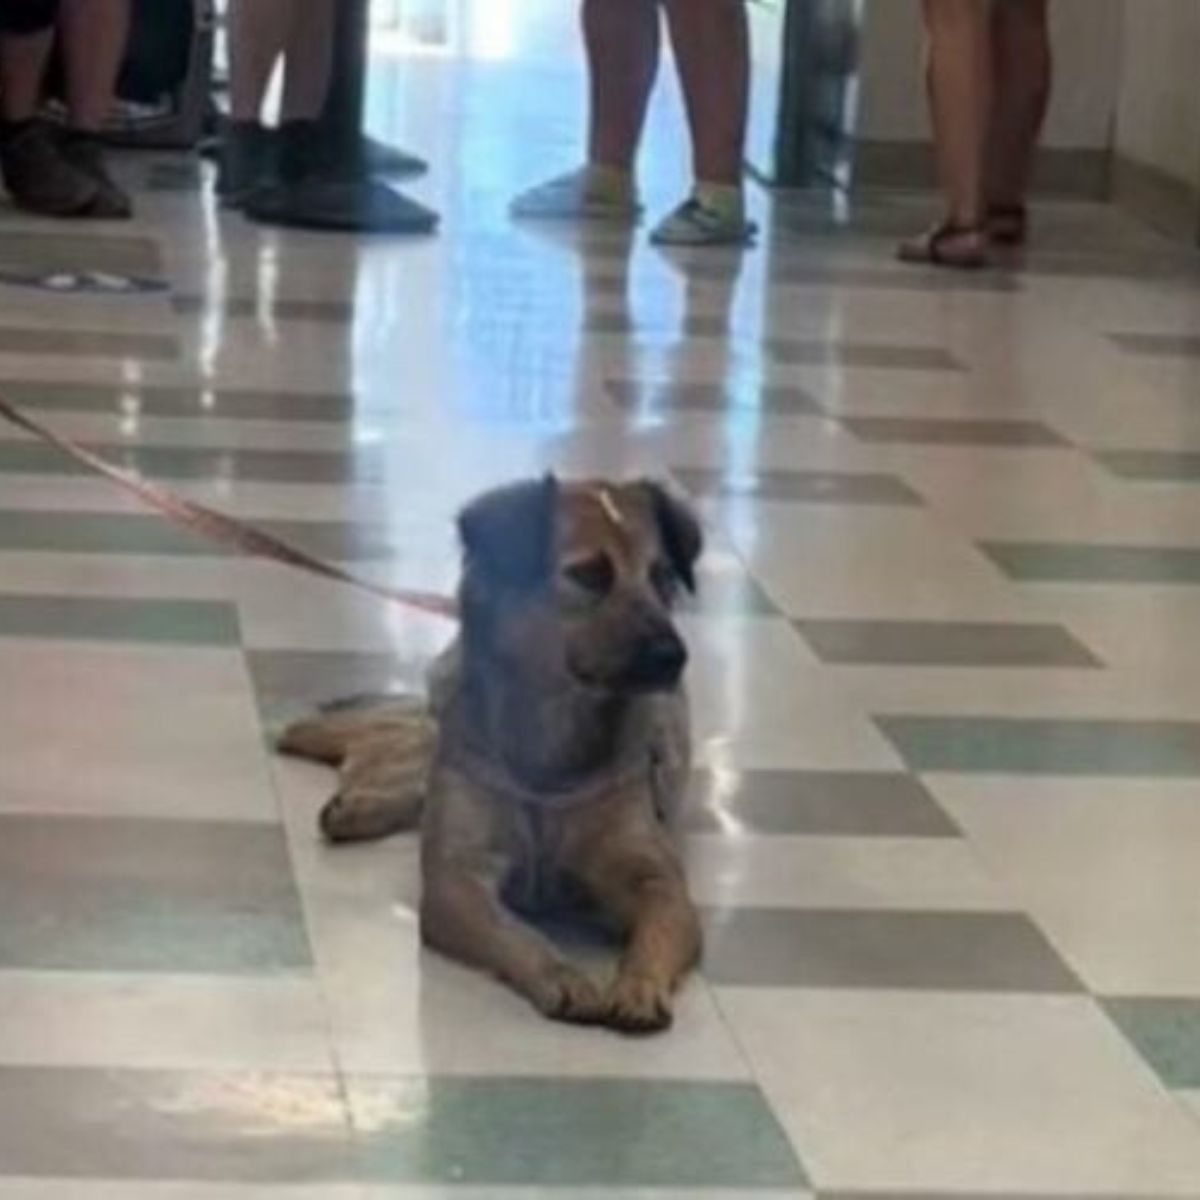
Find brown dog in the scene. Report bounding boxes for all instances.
[279,476,702,1033]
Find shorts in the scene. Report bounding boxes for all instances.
[0,0,60,35]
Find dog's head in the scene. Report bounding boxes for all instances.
[457,475,701,692]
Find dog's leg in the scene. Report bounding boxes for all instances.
[579,840,701,1034]
[277,703,435,844]
[421,865,607,1025]
[319,735,429,842]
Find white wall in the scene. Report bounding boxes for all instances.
[1113,0,1200,188]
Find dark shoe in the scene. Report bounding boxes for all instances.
[276,119,334,186]
[362,134,427,179]
[58,132,133,220]
[0,120,98,217]
[216,120,276,207]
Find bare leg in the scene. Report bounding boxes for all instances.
[661,0,748,187]
[0,27,53,122]
[898,0,990,266]
[987,0,1050,227]
[59,0,130,130]
[52,0,132,216]
[924,0,991,226]
[421,868,607,1023]
[584,0,660,171]
[280,0,335,122]
[227,0,291,122]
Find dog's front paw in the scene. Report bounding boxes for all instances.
[605,974,674,1035]
[531,963,607,1026]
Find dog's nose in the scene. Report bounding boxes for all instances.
[634,631,688,685]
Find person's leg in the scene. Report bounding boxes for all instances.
[0,3,102,216]
[59,0,128,130]
[512,0,658,221]
[279,0,335,122]
[987,0,1050,240]
[0,25,54,124]
[661,0,747,184]
[653,0,753,244]
[585,0,660,171]
[57,0,133,216]
[227,0,290,123]
[898,0,991,267]
[220,0,292,201]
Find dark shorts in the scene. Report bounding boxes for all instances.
[0,0,60,35]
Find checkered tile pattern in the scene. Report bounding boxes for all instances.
[4,6,1200,1196]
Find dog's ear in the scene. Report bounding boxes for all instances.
[458,475,558,587]
[642,480,703,593]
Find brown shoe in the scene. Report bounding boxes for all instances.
[0,120,98,217]
[58,133,133,220]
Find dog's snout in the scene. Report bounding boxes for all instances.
[631,630,688,687]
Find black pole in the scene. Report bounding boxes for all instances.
[319,0,368,171]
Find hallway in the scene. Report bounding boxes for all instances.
[4,2,1200,1195]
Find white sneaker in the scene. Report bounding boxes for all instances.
[650,197,757,247]
[511,169,641,221]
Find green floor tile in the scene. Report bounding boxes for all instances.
[877,716,1200,776]
[0,817,311,973]
[1104,998,1200,1089]
[0,511,396,560]
[0,594,240,646]
[352,1077,807,1188]
[982,541,1200,584]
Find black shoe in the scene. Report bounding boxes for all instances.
[277,119,337,185]
[0,120,99,217]
[216,120,276,207]
[362,134,427,178]
[58,132,133,220]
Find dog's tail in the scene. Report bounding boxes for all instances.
[277,695,436,844]
[276,693,425,765]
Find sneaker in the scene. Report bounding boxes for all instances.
[650,197,757,247]
[58,133,133,220]
[0,120,98,217]
[216,120,276,207]
[511,168,641,222]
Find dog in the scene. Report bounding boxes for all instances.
[278,475,703,1033]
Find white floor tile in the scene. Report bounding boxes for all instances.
[0,642,277,822]
[0,973,331,1071]
[933,777,1200,995]
[718,987,1200,1194]
[685,833,1008,911]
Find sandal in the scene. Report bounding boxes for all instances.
[987,203,1028,246]
[897,221,989,270]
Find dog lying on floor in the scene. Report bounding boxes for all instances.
[278,475,703,1033]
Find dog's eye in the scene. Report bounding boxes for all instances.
[564,554,615,594]
[650,559,678,600]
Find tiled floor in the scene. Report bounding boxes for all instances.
[5,3,1200,1197]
